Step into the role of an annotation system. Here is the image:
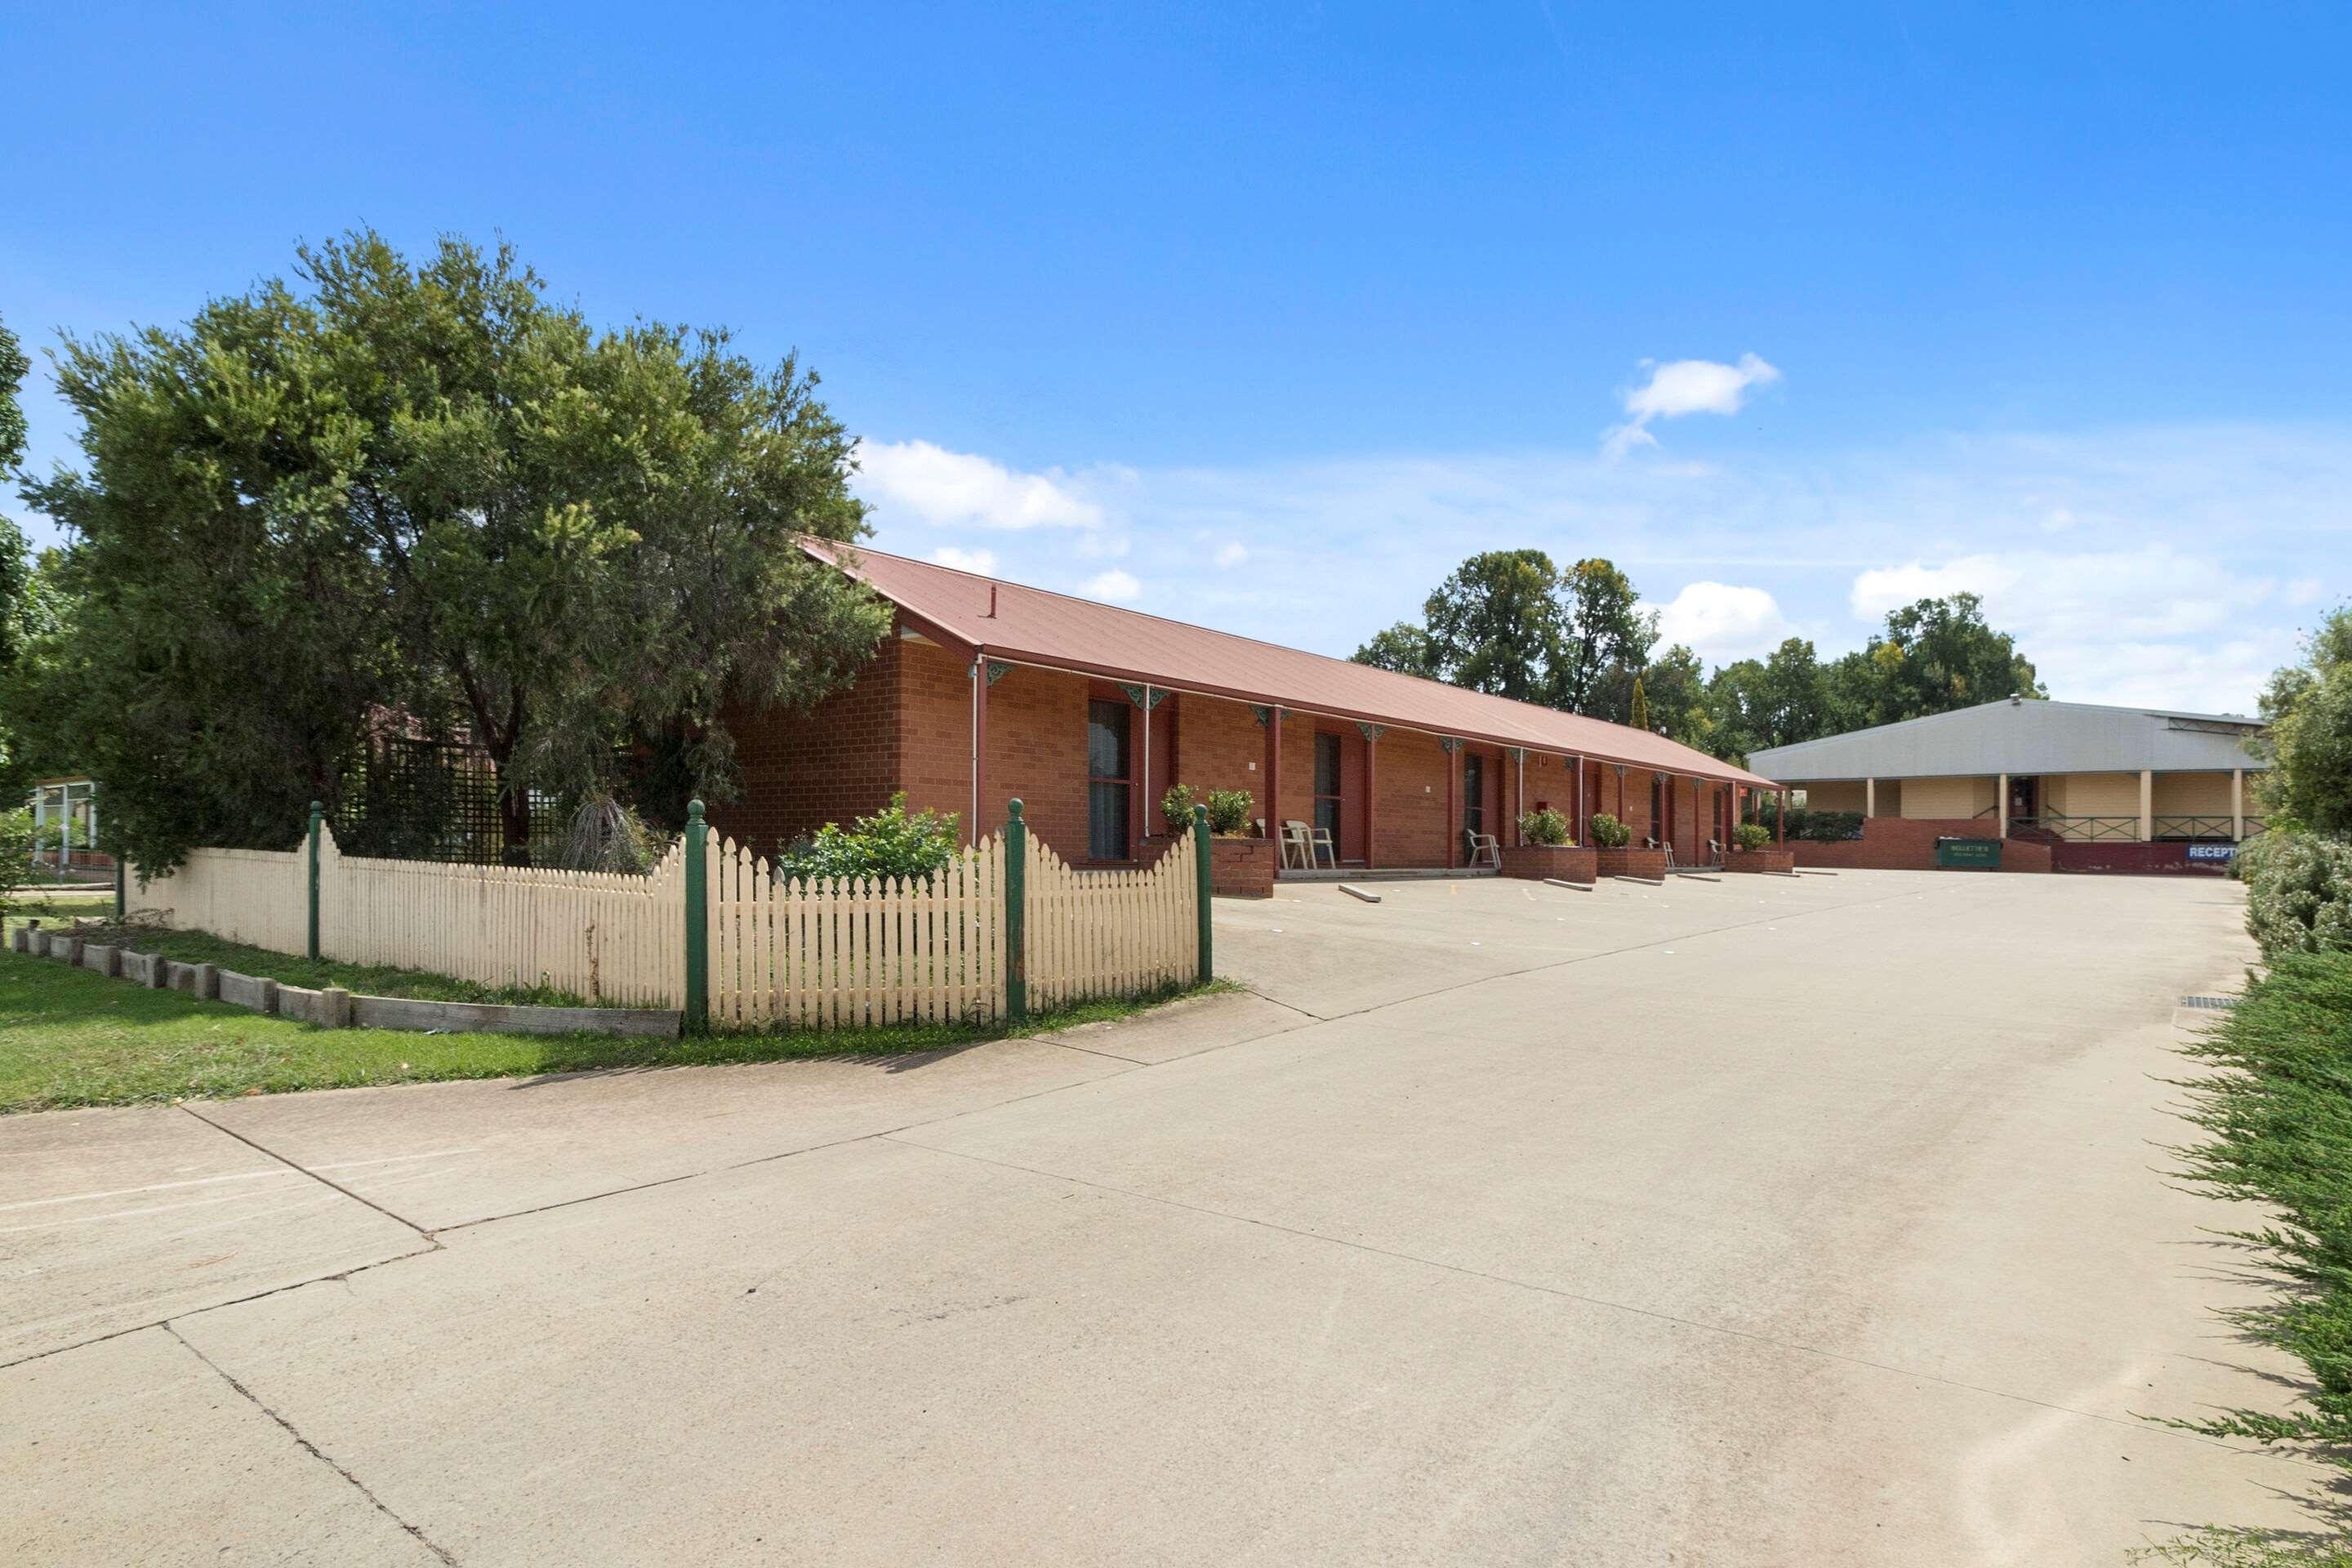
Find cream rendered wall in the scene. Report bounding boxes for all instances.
[2047,772,2140,818]
[1900,775,1993,818]
[1805,780,1866,813]
[2153,771,2234,816]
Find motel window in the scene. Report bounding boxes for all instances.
[1088,699,1131,861]
[1313,732,1343,851]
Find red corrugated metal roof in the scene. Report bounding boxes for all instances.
[804,540,1776,787]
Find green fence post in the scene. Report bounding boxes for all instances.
[1004,798,1027,1027]
[683,800,708,1034]
[305,800,323,960]
[1193,802,1212,985]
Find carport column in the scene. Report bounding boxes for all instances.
[1997,772,2009,837]
[1441,738,1459,866]
[1359,723,1386,869]
[1512,748,1526,844]
[2231,768,2245,842]
[969,652,989,845]
[1574,755,1585,843]
[2138,769,2154,842]
[1263,706,1282,846]
[1776,788,1786,844]
[1864,777,1876,818]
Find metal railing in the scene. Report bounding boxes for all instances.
[2009,814,2265,844]
[2011,815,2140,843]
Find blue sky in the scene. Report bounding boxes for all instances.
[5,2,2346,710]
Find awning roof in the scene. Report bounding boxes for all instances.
[804,541,1776,789]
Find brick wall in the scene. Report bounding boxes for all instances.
[1374,730,1450,867]
[1174,693,1270,827]
[707,631,902,857]
[1788,817,2052,873]
[897,635,973,836]
[2050,840,2230,876]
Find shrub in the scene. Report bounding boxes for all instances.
[776,793,961,884]
[2240,829,2352,959]
[2153,949,2352,1561]
[1734,822,1771,852]
[1588,812,1632,849]
[0,808,38,921]
[1205,789,1254,836]
[1160,783,1199,833]
[1517,807,1572,846]
[1779,808,1863,843]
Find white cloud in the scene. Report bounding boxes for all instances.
[1848,545,2298,710]
[850,424,2345,715]
[1214,541,1249,568]
[854,439,1102,531]
[1605,353,1780,457]
[1655,581,1793,662]
[928,546,999,575]
[1083,568,1143,604]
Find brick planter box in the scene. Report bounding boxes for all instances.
[1210,836,1276,898]
[1722,848,1797,875]
[1497,844,1597,884]
[1594,846,1668,880]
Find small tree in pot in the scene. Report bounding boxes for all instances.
[1734,822,1771,853]
[1588,812,1632,849]
[1517,807,1573,846]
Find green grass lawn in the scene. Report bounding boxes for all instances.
[0,941,1231,1114]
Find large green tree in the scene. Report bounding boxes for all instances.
[2254,605,2352,837]
[24,232,889,869]
[1552,559,1649,715]
[1843,592,2044,724]
[1352,621,1435,678]
[1418,549,1562,701]
[0,314,50,791]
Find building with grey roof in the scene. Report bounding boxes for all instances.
[1747,696,2269,847]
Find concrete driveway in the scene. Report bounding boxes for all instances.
[2,869,2315,1565]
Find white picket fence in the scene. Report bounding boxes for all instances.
[318,833,686,1005]
[133,816,1204,1029]
[705,831,1010,1029]
[1021,829,1200,1011]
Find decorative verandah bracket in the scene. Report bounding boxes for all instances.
[982,661,1013,686]
[1356,723,1385,742]
[1437,737,1459,755]
[1119,682,1170,710]
[1250,704,1281,727]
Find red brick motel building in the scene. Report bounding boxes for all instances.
[706,542,1778,885]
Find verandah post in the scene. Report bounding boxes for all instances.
[1004,799,1027,1026]
[305,800,323,961]
[1192,802,1212,986]
[684,800,709,1034]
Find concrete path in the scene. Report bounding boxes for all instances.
[1,871,2315,1564]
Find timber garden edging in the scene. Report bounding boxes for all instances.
[11,923,682,1037]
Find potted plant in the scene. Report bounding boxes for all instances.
[1588,812,1668,880]
[1164,784,1274,897]
[1723,819,1797,875]
[1498,807,1597,884]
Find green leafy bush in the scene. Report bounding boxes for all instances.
[1588,812,1631,849]
[776,793,961,884]
[2151,950,2352,1561]
[1205,789,1254,835]
[0,808,38,920]
[2240,829,2352,958]
[1161,783,1199,833]
[1775,808,1864,842]
[1734,822,1771,852]
[1517,807,1571,846]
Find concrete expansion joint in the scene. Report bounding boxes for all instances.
[161,1322,463,1566]
[180,1102,439,1243]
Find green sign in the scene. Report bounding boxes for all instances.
[1935,837,2003,870]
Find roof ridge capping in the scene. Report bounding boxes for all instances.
[799,536,1776,788]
